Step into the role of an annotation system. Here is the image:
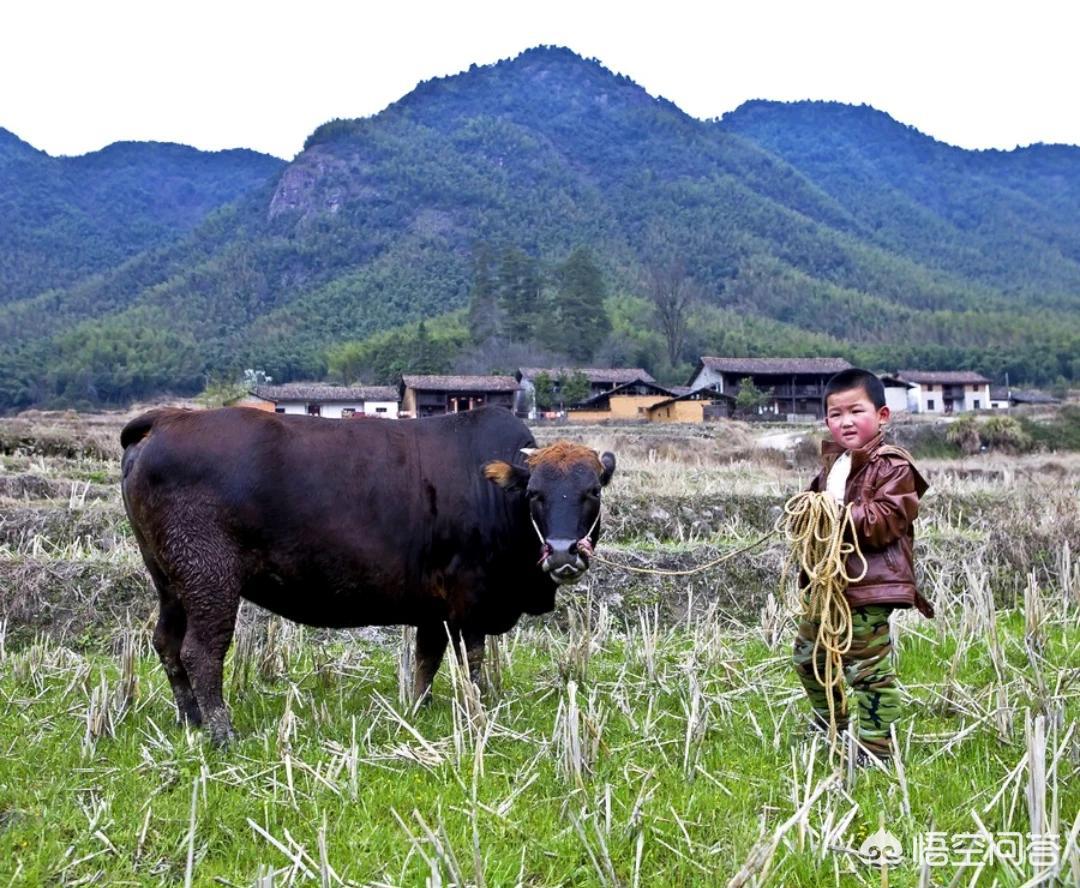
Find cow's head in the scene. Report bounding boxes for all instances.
[484,441,616,585]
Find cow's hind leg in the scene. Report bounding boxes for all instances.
[413,622,449,704]
[152,585,202,726]
[170,543,242,745]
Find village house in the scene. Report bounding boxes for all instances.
[896,371,991,414]
[686,357,854,419]
[646,384,736,423]
[989,387,1061,409]
[514,367,657,417]
[229,383,400,418]
[399,374,519,418]
[565,380,677,422]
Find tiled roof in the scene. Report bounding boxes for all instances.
[252,384,399,402]
[696,357,853,375]
[650,384,736,410]
[401,375,520,392]
[517,367,656,384]
[897,370,991,385]
[570,380,677,408]
[1009,389,1060,404]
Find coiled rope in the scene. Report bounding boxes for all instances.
[777,491,867,740]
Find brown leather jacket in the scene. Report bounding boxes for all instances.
[809,432,934,617]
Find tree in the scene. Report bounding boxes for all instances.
[533,369,590,412]
[466,243,502,344]
[644,256,699,365]
[552,247,611,362]
[533,372,556,411]
[496,247,542,342]
[734,377,770,417]
[559,370,591,407]
[197,368,270,408]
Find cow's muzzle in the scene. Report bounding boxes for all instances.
[541,538,591,585]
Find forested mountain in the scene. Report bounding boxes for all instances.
[1,46,1077,411]
[0,130,284,302]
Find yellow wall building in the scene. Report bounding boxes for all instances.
[646,386,735,423]
[565,380,678,422]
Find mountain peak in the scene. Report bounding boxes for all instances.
[304,44,682,151]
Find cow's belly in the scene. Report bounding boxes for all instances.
[238,538,445,630]
[241,571,447,629]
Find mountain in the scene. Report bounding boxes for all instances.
[0,130,284,302]
[718,100,1080,305]
[0,46,1077,411]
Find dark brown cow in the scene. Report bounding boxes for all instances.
[120,405,614,744]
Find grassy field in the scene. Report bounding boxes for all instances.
[1,410,1078,886]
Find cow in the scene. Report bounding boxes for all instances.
[120,405,615,744]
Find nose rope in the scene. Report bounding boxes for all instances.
[530,505,602,565]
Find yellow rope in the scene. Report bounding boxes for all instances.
[777,491,867,742]
[588,530,775,577]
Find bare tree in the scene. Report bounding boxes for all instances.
[645,257,699,366]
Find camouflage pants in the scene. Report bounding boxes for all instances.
[792,604,899,757]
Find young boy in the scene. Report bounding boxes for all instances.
[792,368,933,762]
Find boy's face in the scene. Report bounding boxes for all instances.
[825,387,889,450]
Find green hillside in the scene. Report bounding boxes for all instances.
[1,47,1077,410]
[0,129,284,303]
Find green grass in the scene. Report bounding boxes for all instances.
[2,604,1076,886]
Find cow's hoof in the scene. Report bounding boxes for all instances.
[178,708,204,728]
[209,728,236,747]
[206,712,236,747]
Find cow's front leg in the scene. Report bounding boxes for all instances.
[413,622,449,705]
[459,627,486,691]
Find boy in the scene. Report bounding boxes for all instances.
[792,368,933,763]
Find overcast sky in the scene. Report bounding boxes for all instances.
[3,0,1077,160]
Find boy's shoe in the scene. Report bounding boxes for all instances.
[852,745,893,770]
[806,715,848,748]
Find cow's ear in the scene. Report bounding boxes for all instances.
[598,452,616,487]
[484,460,530,492]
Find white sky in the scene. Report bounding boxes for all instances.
[3,0,1077,160]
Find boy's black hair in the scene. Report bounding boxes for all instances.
[822,369,886,411]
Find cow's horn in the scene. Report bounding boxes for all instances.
[519,447,537,457]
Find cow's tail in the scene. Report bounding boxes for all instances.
[120,408,182,480]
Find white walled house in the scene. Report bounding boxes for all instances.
[896,371,991,414]
[879,375,914,414]
[229,384,400,418]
